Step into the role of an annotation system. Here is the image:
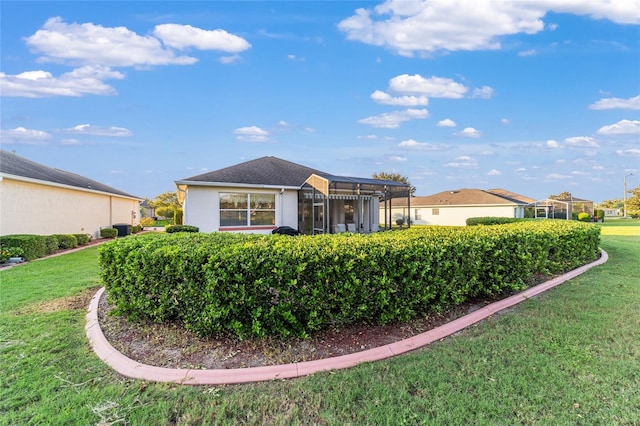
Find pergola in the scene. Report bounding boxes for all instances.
[301,173,411,234]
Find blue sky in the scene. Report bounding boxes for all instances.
[1,1,638,202]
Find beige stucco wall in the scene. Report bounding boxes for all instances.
[0,177,140,239]
[183,185,299,234]
[383,205,522,226]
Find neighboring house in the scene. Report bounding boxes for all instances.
[385,188,536,226]
[0,150,142,239]
[174,156,410,234]
[528,196,594,219]
[601,208,621,217]
[140,199,156,219]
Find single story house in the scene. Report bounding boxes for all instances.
[175,156,410,234]
[385,188,536,226]
[0,150,142,239]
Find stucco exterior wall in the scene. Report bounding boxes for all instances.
[0,177,140,239]
[385,205,522,226]
[183,186,299,234]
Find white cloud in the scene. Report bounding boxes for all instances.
[153,24,250,52]
[387,155,407,162]
[437,118,457,127]
[388,74,467,98]
[617,148,640,157]
[472,85,494,99]
[219,55,241,64]
[589,94,640,110]
[596,119,640,135]
[398,138,448,150]
[370,90,428,106]
[60,123,132,137]
[457,127,481,138]
[0,126,52,144]
[234,125,269,142]
[518,49,537,57]
[565,136,598,147]
[0,66,123,98]
[338,0,638,56]
[445,155,478,168]
[25,17,197,67]
[487,169,502,176]
[501,118,509,125]
[358,134,379,140]
[546,173,573,180]
[358,108,428,128]
[547,139,560,148]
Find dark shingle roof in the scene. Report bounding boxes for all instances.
[179,156,325,187]
[0,150,140,199]
[177,156,410,189]
[391,188,534,207]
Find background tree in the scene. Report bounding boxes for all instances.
[596,199,623,209]
[549,191,573,201]
[150,191,182,221]
[372,172,416,195]
[626,185,640,216]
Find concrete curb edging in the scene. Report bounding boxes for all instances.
[86,250,608,385]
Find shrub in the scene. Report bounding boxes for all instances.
[165,225,199,233]
[100,221,600,340]
[100,228,118,239]
[44,235,59,255]
[52,234,78,250]
[466,217,530,226]
[131,225,142,234]
[140,217,155,227]
[174,209,184,226]
[578,212,591,222]
[74,233,91,245]
[0,246,25,262]
[0,235,47,261]
[594,209,605,222]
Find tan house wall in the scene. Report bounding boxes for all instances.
[385,205,523,226]
[0,177,140,239]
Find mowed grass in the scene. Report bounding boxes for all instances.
[1,223,639,425]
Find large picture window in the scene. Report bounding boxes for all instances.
[220,193,276,227]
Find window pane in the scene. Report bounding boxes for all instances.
[251,194,275,209]
[220,211,247,227]
[220,193,247,209]
[250,210,275,226]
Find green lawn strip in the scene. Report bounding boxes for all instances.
[0,233,638,424]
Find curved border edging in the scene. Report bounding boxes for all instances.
[86,249,608,385]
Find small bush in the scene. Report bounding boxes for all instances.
[53,234,78,249]
[578,212,591,222]
[100,228,118,239]
[165,225,199,233]
[0,246,25,262]
[174,209,184,226]
[594,209,605,222]
[0,235,47,261]
[466,217,530,226]
[44,235,59,255]
[140,217,155,227]
[74,233,91,245]
[131,225,142,234]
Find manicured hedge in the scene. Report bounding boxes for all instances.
[53,234,78,250]
[165,225,199,233]
[0,235,48,261]
[99,221,600,340]
[74,233,92,245]
[100,228,118,239]
[466,217,531,226]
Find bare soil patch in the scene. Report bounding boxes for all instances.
[15,286,102,315]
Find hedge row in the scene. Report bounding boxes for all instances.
[99,220,600,340]
[0,233,92,261]
[466,217,532,226]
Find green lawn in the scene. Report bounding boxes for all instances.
[1,222,639,425]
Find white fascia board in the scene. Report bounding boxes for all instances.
[174,180,301,190]
[0,172,143,201]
